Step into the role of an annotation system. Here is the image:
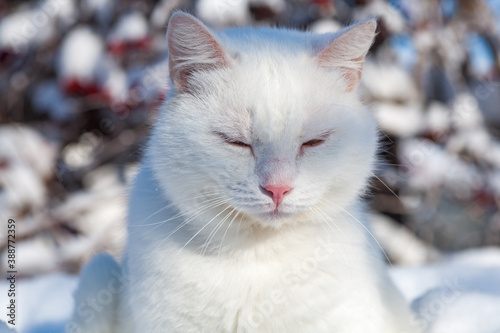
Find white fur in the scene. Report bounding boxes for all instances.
[75,12,418,333]
[69,253,122,333]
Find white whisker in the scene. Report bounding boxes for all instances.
[371,173,407,208]
[139,196,224,237]
[156,199,229,245]
[218,209,241,256]
[201,207,236,256]
[319,198,393,266]
[177,204,232,254]
[131,190,225,227]
[312,206,354,276]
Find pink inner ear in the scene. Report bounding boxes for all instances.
[317,50,365,92]
[344,55,365,91]
[316,21,376,92]
[167,13,229,93]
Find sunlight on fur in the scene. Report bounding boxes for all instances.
[70,11,420,333]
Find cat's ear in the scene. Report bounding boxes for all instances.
[316,20,377,92]
[167,12,230,93]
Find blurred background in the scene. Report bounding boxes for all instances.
[1,0,500,279]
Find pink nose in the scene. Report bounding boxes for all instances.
[261,185,293,208]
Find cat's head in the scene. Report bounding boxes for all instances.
[150,12,378,230]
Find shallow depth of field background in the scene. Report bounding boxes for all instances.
[1,0,500,292]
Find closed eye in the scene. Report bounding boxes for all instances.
[302,130,334,149]
[216,132,251,148]
[302,139,325,147]
[228,140,250,148]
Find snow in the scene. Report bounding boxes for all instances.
[108,11,148,43]
[61,132,100,170]
[58,27,105,82]
[310,19,342,34]
[196,0,286,27]
[196,0,251,27]
[0,9,55,52]
[362,63,419,103]
[43,0,78,28]
[0,0,77,53]
[353,0,406,34]
[399,138,482,192]
[151,0,183,28]
[391,248,500,333]
[0,125,57,218]
[452,93,484,130]
[370,213,441,265]
[102,65,128,102]
[1,248,499,332]
[374,103,424,138]
[426,102,451,134]
[0,274,78,333]
[1,237,58,276]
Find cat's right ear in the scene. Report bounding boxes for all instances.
[167,12,230,93]
[315,20,377,92]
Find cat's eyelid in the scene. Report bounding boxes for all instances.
[303,130,334,143]
[214,131,243,142]
[301,130,334,149]
[320,129,335,138]
[302,138,325,147]
[214,131,250,148]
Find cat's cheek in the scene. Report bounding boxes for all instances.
[215,149,254,174]
[233,146,255,160]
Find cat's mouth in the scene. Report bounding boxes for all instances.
[258,207,295,220]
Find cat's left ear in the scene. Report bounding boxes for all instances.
[316,20,377,92]
[167,12,230,93]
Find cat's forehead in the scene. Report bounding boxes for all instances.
[210,59,343,143]
[203,27,352,142]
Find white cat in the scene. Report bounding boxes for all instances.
[71,11,418,333]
